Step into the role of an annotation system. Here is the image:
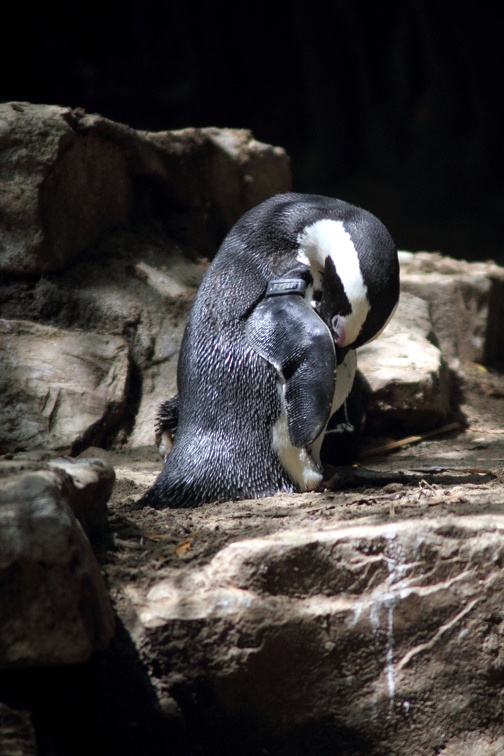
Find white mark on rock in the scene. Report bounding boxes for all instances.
[396,597,480,672]
[385,601,395,708]
[369,528,415,713]
[383,530,400,710]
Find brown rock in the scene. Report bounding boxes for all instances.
[125,514,504,754]
[0,103,291,274]
[400,251,504,366]
[144,126,292,245]
[0,463,115,667]
[0,453,115,538]
[0,103,135,274]
[0,319,130,453]
[358,292,453,433]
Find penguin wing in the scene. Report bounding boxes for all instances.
[246,295,336,447]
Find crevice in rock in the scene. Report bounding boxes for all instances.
[484,275,504,368]
[103,356,144,451]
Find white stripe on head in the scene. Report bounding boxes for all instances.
[296,219,370,346]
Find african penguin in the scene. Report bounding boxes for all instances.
[138,192,399,509]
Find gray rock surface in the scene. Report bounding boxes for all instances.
[400,250,504,366]
[145,126,292,245]
[0,102,291,274]
[117,490,504,753]
[0,319,130,454]
[121,507,504,755]
[358,292,453,433]
[4,101,504,756]
[0,455,115,668]
[0,453,115,537]
[0,103,134,274]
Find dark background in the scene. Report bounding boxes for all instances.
[2,0,503,260]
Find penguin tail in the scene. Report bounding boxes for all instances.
[133,480,201,510]
[132,486,162,510]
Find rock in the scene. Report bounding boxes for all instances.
[439,733,504,756]
[400,251,504,366]
[124,514,504,755]
[0,103,135,274]
[47,234,204,448]
[0,704,36,756]
[358,293,453,433]
[0,453,115,538]
[144,126,292,248]
[127,320,187,448]
[0,459,115,667]
[0,104,291,449]
[0,103,291,274]
[0,319,130,454]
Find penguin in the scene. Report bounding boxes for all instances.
[155,394,179,457]
[138,192,399,509]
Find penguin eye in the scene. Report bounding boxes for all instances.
[331,314,346,346]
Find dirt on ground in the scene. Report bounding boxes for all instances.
[85,359,504,595]
[4,360,504,756]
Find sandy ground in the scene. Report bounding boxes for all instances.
[4,359,504,756]
[87,359,504,594]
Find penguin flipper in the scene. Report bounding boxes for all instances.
[246,295,336,447]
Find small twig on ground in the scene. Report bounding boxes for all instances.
[359,421,465,459]
[323,462,495,491]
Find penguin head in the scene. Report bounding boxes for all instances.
[296,215,399,358]
[316,255,356,362]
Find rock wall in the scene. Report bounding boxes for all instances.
[0,455,115,668]
[0,101,292,453]
[0,103,291,274]
[0,101,293,755]
[127,515,504,755]
[3,102,504,457]
[3,102,504,756]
